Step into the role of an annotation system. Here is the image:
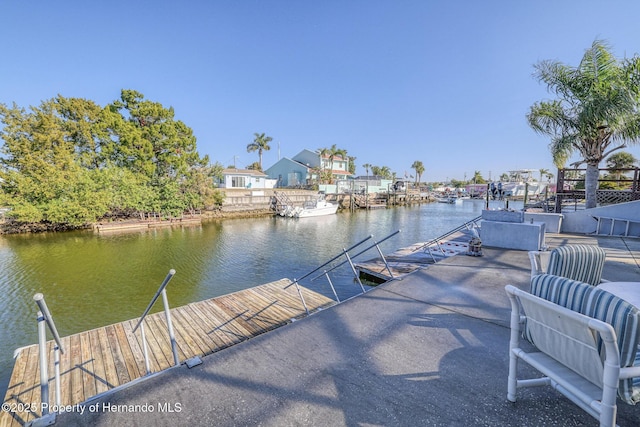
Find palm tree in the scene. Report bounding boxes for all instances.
[362,163,371,179]
[527,39,640,208]
[328,144,346,170]
[246,133,272,170]
[379,166,392,180]
[606,151,637,169]
[473,170,486,184]
[606,151,637,181]
[323,144,347,184]
[538,168,549,183]
[316,147,329,183]
[411,160,425,185]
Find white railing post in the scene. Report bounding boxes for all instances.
[133,269,177,373]
[33,293,64,416]
[36,310,49,415]
[161,288,180,366]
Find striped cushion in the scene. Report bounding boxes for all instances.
[546,244,606,286]
[529,274,640,405]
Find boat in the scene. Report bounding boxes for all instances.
[436,197,456,204]
[294,194,339,218]
[435,192,457,204]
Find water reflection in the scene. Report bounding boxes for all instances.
[0,199,518,393]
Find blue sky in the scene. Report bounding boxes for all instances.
[2,1,640,182]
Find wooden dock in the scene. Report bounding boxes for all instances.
[94,216,202,232]
[0,279,336,427]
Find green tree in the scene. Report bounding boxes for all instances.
[605,151,637,187]
[0,90,221,226]
[411,160,425,185]
[371,165,392,180]
[472,170,486,184]
[527,40,640,208]
[606,151,637,171]
[348,156,356,175]
[247,132,272,170]
[0,99,107,225]
[110,90,217,216]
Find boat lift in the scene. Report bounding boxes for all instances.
[285,230,401,314]
[414,215,482,262]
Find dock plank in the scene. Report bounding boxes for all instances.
[199,299,253,345]
[70,334,87,406]
[104,324,130,386]
[21,344,41,424]
[87,329,109,395]
[137,318,169,372]
[121,320,149,378]
[146,313,182,366]
[142,315,175,370]
[95,327,119,393]
[113,323,142,383]
[1,280,335,427]
[176,305,219,355]
[173,307,210,358]
[79,332,97,404]
[185,303,233,350]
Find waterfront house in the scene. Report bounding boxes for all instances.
[347,175,395,194]
[215,168,277,189]
[265,149,352,188]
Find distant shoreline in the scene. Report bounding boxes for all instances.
[0,208,276,235]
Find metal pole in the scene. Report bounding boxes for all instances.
[140,322,151,374]
[162,288,180,366]
[37,311,49,415]
[373,241,394,279]
[33,294,64,354]
[485,183,489,209]
[343,249,366,293]
[54,345,61,408]
[324,271,340,303]
[292,279,309,315]
[133,269,176,333]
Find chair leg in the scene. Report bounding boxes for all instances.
[507,350,518,402]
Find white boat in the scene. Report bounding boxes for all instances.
[435,193,457,204]
[293,194,338,218]
[436,197,456,204]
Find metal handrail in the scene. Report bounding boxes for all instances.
[288,230,401,313]
[313,230,401,280]
[132,269,178,374]
[413,215,482,254]
[284,235,373,290]
[33,293,64,417]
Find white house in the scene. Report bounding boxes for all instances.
[216,168,277,189]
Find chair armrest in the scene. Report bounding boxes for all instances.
[528,251,551,277]
[619,365,640,380]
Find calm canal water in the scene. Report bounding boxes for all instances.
[0,198,519,393]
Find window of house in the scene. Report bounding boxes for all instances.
[231,176,246,188]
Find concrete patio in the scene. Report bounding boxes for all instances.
[56,233,640,427]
